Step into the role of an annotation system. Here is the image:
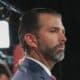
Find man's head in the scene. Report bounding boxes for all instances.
[18,8,67,62]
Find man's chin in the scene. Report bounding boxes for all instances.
[54,52,64,62]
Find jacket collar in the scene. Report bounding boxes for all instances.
[23,58,51,80]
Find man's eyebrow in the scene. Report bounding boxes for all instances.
[49,27,59,29]
[49,26,65,32]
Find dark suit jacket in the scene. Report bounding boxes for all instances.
[12,58,52,80]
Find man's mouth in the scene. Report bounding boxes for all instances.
[56,45,65,53]
[58,46,65,49]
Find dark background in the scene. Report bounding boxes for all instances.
[0,0,80,80]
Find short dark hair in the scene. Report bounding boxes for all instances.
[18,8,62,52]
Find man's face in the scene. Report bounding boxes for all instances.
[36,13,67,62]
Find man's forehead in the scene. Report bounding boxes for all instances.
[38,13,62,24]
[38,13,61,19]
[38,13,64,29]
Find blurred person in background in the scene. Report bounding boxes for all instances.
[0,59,12,80]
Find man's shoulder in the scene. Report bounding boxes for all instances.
[12,59,51,80]
[11,59,42,80]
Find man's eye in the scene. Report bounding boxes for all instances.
[49,29,58,33]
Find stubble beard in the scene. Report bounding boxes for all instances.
[37,41,65,63]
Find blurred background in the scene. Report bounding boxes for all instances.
[0,0,80,80]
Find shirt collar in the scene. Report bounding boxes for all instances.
[27,57,52,76]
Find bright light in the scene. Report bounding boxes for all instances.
[0,20,10,48]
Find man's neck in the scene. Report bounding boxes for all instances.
[28,49,56,70]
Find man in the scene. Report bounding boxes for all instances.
[12,8,67,80]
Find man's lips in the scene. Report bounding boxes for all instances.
[56,45,65,52]
[57,45,65,48]
[58,46,65,49]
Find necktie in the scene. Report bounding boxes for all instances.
[51,75,56,80]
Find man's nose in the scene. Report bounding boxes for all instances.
[59,32,67,43]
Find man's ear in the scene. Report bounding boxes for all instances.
[24,33,37,48]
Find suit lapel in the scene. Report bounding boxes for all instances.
[39,71,51,80]
[23,59,51,80]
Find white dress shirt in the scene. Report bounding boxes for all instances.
[27,57,52,76]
